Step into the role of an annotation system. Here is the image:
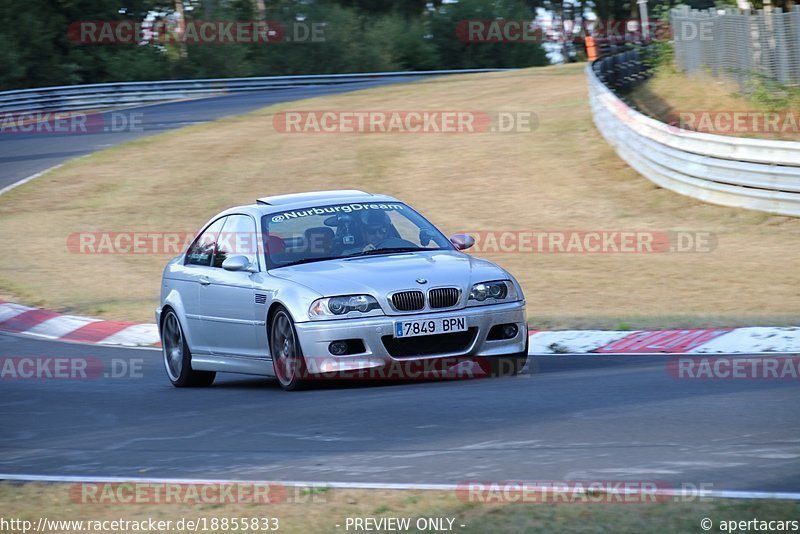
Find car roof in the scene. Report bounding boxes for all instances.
[211,190,404,222]
[257,190,374,206]
[254,190,401,212]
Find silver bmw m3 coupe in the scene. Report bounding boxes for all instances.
[157,190,528,390]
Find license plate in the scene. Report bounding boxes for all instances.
[394,316,467,338]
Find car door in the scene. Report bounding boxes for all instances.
[200,214,261,358]
[179,217,226,354]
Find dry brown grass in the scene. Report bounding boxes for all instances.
[0,482,460,534]
[3,482,799,533]
[1,63,798,328]
[628,67,800,141]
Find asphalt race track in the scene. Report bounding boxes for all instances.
[1,79,798,493]
[1,332,799,491]
[0,76,423,191]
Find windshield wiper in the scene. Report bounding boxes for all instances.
[345,247,431,258]
[278,247,441,266]
[277,256,342,267]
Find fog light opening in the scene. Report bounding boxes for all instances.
[329,341,349,356]
[487,323,519,341]
[327,339,367,356]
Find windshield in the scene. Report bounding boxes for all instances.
[261,202,452,268]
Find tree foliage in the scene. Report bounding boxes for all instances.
[1,0,551,90]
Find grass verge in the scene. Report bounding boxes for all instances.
[1,64,799,327]
[2,482,799,533]
[628,65,800,141]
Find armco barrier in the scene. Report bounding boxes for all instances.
[587,57,800,217]
[0,69,505,115]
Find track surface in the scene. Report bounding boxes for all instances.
[0,77,422,191]
[1,333,798,491]
[1,76,798,493]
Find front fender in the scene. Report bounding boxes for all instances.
[265,290,322,325]
[257,272,324,325]
[505,270,526,305]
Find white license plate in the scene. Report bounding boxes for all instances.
[394,316,467,338]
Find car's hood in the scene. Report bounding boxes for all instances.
[268,250,508,299]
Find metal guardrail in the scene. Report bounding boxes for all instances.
[588,56,800,217]
[592,47,653,92]
[0,69,506,115]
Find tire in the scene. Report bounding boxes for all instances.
[270,307,309,391]
[161,309,216,388]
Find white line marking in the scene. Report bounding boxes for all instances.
[0,96,217,197]
[0,473,797,501]
[0,164,64,196]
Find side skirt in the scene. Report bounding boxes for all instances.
[191,352,275,377]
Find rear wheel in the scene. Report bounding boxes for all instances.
[161,310,216,387]
[270,308,309,391]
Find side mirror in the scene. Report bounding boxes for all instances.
[449,233,475,251]
[222,255,255,272]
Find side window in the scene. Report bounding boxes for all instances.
[185,218,226,267]
[213,214,257,268]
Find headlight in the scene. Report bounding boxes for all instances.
[309,295,382,318]
[468,280,517,305]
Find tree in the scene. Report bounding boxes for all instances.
[430,0,549,69]
[0,0,173,89]
[322,0,438,18]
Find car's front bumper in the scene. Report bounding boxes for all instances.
[293,301,527,375]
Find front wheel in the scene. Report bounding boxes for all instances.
[270,308,309,391]
[161,310,216,387]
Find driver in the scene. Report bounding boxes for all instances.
[360,210,392,252]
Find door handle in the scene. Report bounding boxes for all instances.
[199,277,211,286]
